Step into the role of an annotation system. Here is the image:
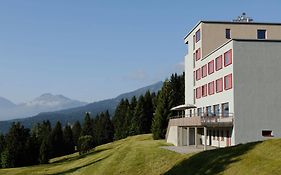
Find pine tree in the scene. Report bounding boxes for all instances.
[112,99,130,140]
[63,125,75,155]
[130,96,137,112]
[143,91,154,133]
[152,81,173,139]
[39,138,49,164]
[82,112,94,137]
[25,133,40,165]
[3,122,31,167]
[131,95,145,134]
[50,121,64,158]
[100,111,114,144]
[0,133,5,158]
[72,121,82,146]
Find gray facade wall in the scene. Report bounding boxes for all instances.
[233,40,281,144]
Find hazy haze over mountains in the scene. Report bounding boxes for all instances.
[0,81,163,133]
[0,93,87,121]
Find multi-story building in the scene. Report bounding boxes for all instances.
[166,16,281,149]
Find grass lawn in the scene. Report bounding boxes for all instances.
[0,134,187,175]
[0,134,281,175]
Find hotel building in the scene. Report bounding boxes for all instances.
[166,16,281,149]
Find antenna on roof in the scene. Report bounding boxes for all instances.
[233,12,253,22]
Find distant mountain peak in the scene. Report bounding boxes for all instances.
[0,96,16,109]
[0,94,88,121]
[34,93,70,102]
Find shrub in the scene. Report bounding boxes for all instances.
[77,135,94,155]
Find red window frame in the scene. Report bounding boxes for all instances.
[208,81,215,95]
[216,78,223,93]
[224,74,233,90]
[202,84,207,97]
[215,55,223,71]
[196,29,200,42]
[224,49,232,67]
[208,60,214,75]
[196,87,202,99]
[201,64,207,78]
[196,68,201,81]
[195,48,201,61]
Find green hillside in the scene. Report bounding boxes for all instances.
[0,134,281,175]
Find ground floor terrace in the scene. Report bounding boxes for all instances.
[166,114,234,150]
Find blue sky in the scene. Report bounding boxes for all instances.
[0,0,280,103]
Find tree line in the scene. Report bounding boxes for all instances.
[0,72,184,168]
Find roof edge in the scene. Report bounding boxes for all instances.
[184,20,281,41]
[201,39,281,61]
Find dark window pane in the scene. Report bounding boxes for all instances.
[257,30,266,39]
[226,29,231,39]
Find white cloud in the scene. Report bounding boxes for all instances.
[174,61,185,72]
[123,69,149,82]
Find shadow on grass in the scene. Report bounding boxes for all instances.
[51,147,111,164]
[50,155,110,175]
[165,141,261,175]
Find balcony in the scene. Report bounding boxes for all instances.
[169,113,234,127]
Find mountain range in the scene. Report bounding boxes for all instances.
[0,94,87,121]
[0,81,163,134]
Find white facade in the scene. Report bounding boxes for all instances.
[167,21,281,148]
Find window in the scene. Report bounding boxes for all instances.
[193,35,195,50]
[193,89,196,104]
[193,71,195,86]
[196,87,202,99]
[226,29,231,39]
[196,68,201,81]
[216,78,223,93]
[214,104,220,116]
[224,49,232,67]
[193,53,196,68]
[257,29,266,39]
[202,64,207,78]
[224,74,233,90]
[208,60,214,75]
[195,48,201,61]
[202,84,207,97]
[208,81,214,95]
[197,108,203,116]
[221,130,224,141]
[262,130,273,137]
[196,29,200,42]
[222,102,229,117]
[215,55,223,71]
[206,106,212,116]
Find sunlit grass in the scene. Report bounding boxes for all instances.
[0,134,281,175]
[0,134,186,175]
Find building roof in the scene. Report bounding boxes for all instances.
[201,39,281,61]
[184,21,281,40]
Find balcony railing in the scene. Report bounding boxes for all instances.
[169,112,234,127]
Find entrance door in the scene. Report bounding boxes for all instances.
[189,128,195,145]
[226,130,231,146]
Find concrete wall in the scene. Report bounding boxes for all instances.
[185,23,202,107]
[233,40,281,144]
[194,42,234,114]
[167,126,178,146]
[202,23,281,58]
